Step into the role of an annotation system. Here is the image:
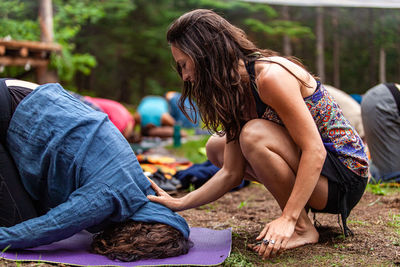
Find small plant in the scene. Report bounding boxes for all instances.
[198,203,217,212]
[1,244,10,254]
[224,250,255,267]
[347,219,368,226]
[232,232,241,238]
[187,183,195,192]
[333,244,346,249]
[366,183,388,196]
[237,201,247,209]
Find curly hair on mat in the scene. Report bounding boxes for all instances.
[91,221,192,262]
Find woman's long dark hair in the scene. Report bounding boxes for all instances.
[167,9,311,142]
[91,221,192,262]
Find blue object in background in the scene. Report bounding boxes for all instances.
[137,96,169,127]
[175,160,249,191]
[167,92,200,128]
[350,93,362,104]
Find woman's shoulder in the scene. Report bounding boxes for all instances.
[255,57,300,86]
[255,56,315,92]
[256,56,306,76]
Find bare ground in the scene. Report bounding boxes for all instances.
[180,183,400,266]
[1,183,399,266]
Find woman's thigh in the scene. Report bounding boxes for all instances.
[240,119,301,172]
[206,134,259,179]
[205,135,225,168]
[239,119,329,210]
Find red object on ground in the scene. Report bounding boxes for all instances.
[84,96,134,133]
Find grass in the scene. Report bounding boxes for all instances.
[167,134,210,164]
[223,250,256,267]
[366,182,400,196]
[347,219,369,226]
[197,203,218,212]
[237,201,248,209]
[387,212,400,246]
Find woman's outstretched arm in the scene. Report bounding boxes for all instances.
[148,140,246,211]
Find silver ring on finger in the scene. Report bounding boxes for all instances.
[270,240,275,245]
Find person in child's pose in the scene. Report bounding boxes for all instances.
[0,79,191,261]
[361,83,400,183]
[165,91,200,128]
[148,9,369,259]
[134,95,186,138]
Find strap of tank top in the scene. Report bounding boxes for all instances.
[245,60,268,118]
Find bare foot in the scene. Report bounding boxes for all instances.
[285,223,319,249]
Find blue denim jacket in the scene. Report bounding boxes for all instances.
[0,83,189,249]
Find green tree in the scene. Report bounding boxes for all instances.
[0,0,135,87]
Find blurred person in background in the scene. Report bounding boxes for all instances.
[361,83,400,183]
[134,95,186,138]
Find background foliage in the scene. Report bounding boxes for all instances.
[1,0,399,105]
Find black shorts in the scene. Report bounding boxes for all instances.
[311,150,368,235]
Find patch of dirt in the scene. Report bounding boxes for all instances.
[178,183,399,266]
[1,183,399,266]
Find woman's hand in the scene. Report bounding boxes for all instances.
[254,215,296,259]
[147,178,183,211]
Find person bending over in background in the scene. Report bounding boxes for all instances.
[69,92,136,142]
[148,9,369,260]
[361,83,400,183]
[165,91,200,128]
[134,95,186,138]
[0,78,191,261]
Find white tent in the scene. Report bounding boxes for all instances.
[243,0,400,8]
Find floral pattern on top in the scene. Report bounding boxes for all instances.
[261,82,369,178]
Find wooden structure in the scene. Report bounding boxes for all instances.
[0,39,61,69]
[1,0,59,83]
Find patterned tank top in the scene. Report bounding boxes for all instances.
[246,60,369,178]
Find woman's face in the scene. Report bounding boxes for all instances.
[171,45,195,83]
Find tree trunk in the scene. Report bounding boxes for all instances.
[39,0,54,43]
[332,8,340,88]
[379,46,386,84]
[37,0,58,84]
[118,79,131,103]
[367,9,377,88]
[282,6,292,56]
[316,7,325,83]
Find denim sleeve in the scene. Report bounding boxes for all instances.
[0,183,115,249]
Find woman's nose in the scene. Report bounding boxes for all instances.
[182,72,190,82]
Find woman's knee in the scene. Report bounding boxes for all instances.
[205,135,225,168]
[239,119,300,168]
[239,119,271,155]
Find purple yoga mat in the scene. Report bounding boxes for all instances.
[1,227,231,266]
